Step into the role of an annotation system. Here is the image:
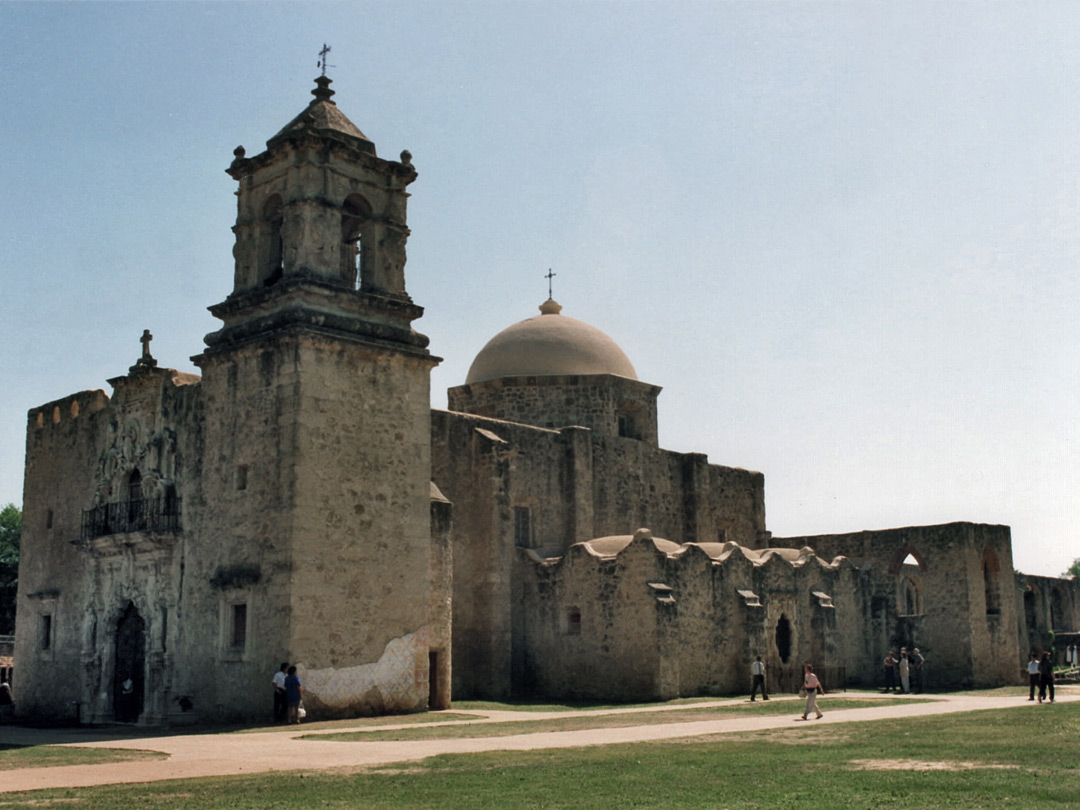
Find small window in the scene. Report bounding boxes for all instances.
[231,603,247,649]
[565,607,581,635]
[40,614,52,650]
[514,507,531,548]
[46,508,53,530]
[617,405,642,439]
[983,549,1001,616]
[236,465,248,491]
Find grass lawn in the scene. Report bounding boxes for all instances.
[0,744,166,770]
[1,701,1076,809]
[304,698,931,741]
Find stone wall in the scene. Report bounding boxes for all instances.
[1017,573,1080,665]
[448,374,661,444]
[16,389,112,722]
[286,334,435,716]
[778,523,1021,689]
[517,533,865,701]
[17,328,445,724]
[15,371,208,724]
[432,406,771,699]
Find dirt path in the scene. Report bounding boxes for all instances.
[2,689,1075,794]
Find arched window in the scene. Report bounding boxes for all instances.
[341,194,371,289]
[262,195,284,286]
[897,551,924,616]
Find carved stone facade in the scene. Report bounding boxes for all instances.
[12,77,1080,724]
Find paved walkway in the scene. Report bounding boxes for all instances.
[1,688,1076,794]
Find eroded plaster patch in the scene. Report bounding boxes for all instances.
[299,626,429,712]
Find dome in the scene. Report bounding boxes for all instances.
[465,299,638,385]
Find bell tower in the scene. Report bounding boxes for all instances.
[206,73,425,352]
[193,75,444,717]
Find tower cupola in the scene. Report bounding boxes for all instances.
[201,74,429,359]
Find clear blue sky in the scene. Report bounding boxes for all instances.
[2,2,1078,577]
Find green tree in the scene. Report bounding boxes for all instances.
[0,503,20,635]
[1065,557,1080,579]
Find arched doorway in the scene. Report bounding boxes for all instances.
[114,602,145,723]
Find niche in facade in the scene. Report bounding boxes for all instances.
[775,614,792,663]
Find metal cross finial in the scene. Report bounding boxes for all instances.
[140,329,153,360]
[318,43,334,77]
[545,268,557,299]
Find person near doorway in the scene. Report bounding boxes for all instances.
[272,662,289,723]
[798,663,824,720]
[910,648,925,693]
[883,650,898,693]
[1038,651,1055,703]
[285,665,303,723]
[1027,653,1040,701]
[750,655,769,702]
[117,674,137,722]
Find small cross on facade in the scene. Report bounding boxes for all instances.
[545,268,557,299]
[140,329,153,359]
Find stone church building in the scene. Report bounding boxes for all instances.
[13,78,1080,724]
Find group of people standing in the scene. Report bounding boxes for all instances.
[882,647,925,693]
[272,663,303,723]
[1027,651,1055,703]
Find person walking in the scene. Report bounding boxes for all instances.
[750,655,769,702]
[799,663,824,720]
[1038,651,1055,704]
[272,662,288,723]
[1027,653,1040,701]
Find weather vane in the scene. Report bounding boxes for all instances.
[318,43,335,77]
[545,268,556,299]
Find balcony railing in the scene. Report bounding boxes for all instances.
[82,497,182,542]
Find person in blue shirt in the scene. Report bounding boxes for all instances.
[284,665,303,723]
